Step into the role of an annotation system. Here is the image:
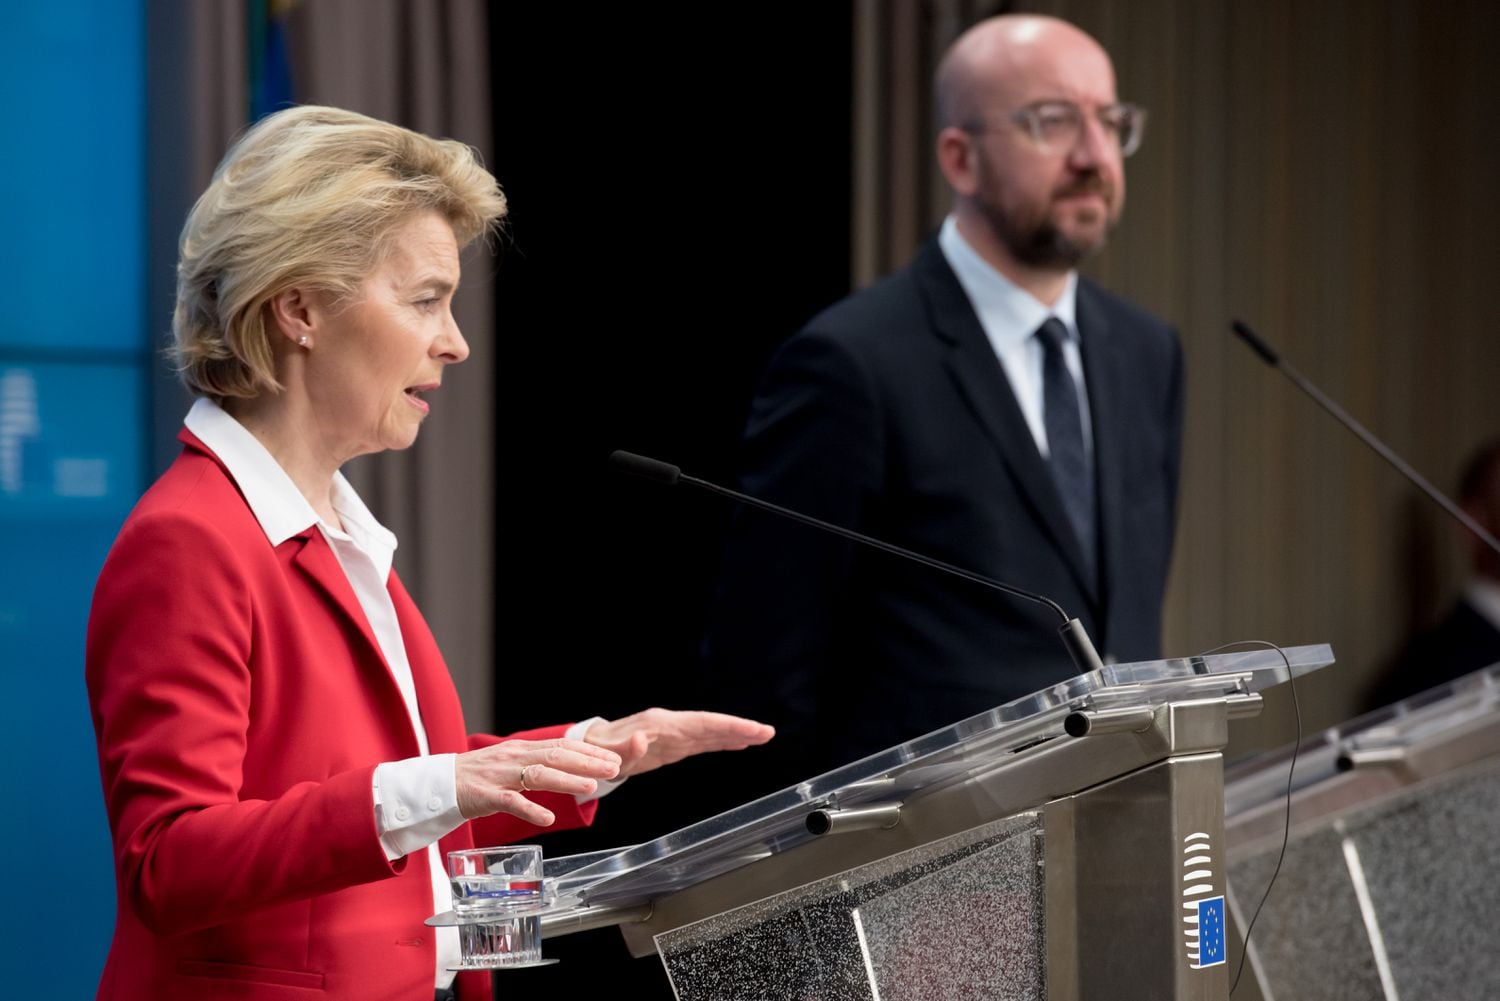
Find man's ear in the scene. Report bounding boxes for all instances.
[936,126,980,198]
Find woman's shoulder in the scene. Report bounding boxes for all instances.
[111,446,264,563]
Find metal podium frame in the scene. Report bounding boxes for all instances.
[533,645,1336,1001]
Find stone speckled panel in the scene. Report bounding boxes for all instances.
[1230,825,1382,1001]
[1345,761,1500,1001]
[1230,757,1500,1001]
[657,814,1043,1001]
[857,826,1044,1001]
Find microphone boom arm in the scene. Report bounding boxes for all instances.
[1230,321,1500,558]
[609,450,1108,676]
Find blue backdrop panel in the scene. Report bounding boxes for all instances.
[0,0,144,351]
[0,361,143,993]
[0,1,145,994]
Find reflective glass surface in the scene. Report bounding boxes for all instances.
[546,645,1333,911]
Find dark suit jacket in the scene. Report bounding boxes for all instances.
[703,239,1184,781]
[87,431,596,1000]
[1371,594,1500,708]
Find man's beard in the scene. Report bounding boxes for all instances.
[984,177,1114,269]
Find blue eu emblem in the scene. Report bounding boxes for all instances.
[1195,895,1226,968]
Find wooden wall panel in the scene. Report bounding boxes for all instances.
[852,0,1500,752]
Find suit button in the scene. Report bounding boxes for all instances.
[394,805,411,822]
[426,796,442,812]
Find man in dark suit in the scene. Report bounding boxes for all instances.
[1374,440,1500,706]
[702,14,1183,782]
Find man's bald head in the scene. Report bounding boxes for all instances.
[935,15,1116,130]
[932,14,1128,288]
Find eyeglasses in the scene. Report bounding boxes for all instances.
[966,100,1148,158]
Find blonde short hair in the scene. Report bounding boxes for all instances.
[171,105,507,401]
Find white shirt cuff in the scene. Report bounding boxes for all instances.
[371,753,464,861]
[566,716,625,802]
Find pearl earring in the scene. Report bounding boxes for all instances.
[297,335,310,347]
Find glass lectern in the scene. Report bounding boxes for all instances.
[485,646,1336,1000]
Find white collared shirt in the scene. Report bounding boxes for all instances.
[183,398,608,988]
[937,215,1093,458]
[1465,577,1500,634]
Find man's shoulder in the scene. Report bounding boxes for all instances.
[1077,275,1177,344]
[1431,596,1500,647]
[790,241,971,371]
[803,265,928,342]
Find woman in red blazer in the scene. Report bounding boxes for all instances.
[85,106,770,1001]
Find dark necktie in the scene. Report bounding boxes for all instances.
[1037,317,1096,586]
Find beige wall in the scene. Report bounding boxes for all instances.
[854,0,1500,752]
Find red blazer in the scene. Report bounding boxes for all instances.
[86,431,596,1000]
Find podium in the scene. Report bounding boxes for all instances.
[1224,663,1500,1001]
[536,645,1335,1000]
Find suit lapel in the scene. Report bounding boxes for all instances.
[914,243,1100,605]
[389,572,468,756]
[1077,281,1126,640]
[288,532,418,749]
[179,427,425,752]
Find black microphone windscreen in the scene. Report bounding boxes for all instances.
[609,450,682,486]
[1231,320,1281,367]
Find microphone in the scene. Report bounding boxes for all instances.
[1229,321,1500,558]
[608,449,1107,675]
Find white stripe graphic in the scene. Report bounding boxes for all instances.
[1342,839,1401,1001]
[850,908,884,1001]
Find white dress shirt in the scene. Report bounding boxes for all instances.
[1465,577,1500,633]
[937,215,1093,459]
[183,399,610,988]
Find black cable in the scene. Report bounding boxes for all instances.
[1194,640,1302,996]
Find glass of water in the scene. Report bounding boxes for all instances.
[446,844,546,967]
[448,844,543,914]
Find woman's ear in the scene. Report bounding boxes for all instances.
[266,287,319,348]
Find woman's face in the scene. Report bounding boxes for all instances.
[305,210,468,460]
